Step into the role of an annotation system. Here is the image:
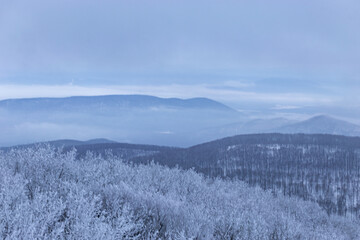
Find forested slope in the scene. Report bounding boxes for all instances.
[1,146,359,239]
[135,133,360,219]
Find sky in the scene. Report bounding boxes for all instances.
[0,0,359,113]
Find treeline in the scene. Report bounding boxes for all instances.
[1,145,359,239]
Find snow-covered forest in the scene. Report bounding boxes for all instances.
[141,134,360,219]
[0,145,359,239]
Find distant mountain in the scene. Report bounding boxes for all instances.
[3,95,359,148]
[188,117,297,143]
[0,95,235,113]
[202,117,296,135]
[0,95,243,147]
[276,115,360,136]
[195,115,360,139]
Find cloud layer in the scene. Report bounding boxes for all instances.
[0,0,359,82]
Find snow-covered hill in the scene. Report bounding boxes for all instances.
[0,145,358,239]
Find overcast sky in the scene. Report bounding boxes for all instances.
[0,0,359,110]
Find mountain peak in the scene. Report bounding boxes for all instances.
[307,115,337,121]
[277,115,360,136]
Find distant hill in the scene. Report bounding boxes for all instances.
[2,96,359,148]
[1,138,179,160]
[196,117,296,138]
[0,95,243,147]
[276,115,360,136]
[192,115,360,142]
[0,138,118,151]
[0,95,236,112]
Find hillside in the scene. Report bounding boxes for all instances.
[130,133,360,219]
[21,133,360,219]
[0,145,358,239]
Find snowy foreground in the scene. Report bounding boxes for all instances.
[0,146,359,239]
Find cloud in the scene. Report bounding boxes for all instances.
[0,0,359,81]
[272,105,301,110]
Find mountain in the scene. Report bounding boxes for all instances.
[0,95,235,112]
[2,95,359,148]
[197,117,296,137]
[195,115,360,140]
[276,115,360,136]
[0,95,243,147]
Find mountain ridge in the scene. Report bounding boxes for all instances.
[0,94,237,112]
